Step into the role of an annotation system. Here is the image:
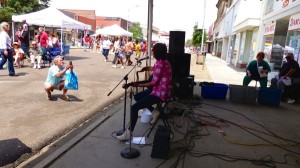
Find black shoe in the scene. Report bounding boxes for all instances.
[9,74,18,77]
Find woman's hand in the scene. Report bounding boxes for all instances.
[4,50,8,56]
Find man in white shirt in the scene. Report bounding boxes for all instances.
[102,36,111,62]
[0,22,17,76]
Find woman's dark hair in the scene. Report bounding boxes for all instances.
[256,52,265,59]
[152,43,167,60]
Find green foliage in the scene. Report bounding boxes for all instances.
[129,22,143,40]
[0,7,15,23]
[192,25,207,47]
[7,0,41,14]
[0,0,50,24]
[186,39,192,46]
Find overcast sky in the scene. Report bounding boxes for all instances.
[50,0,218,39]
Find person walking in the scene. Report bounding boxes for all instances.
[0,22,17,76]
[102,36,111,62]
[125,37,134,65]
[83,34,90,51]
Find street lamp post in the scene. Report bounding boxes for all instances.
[127,5,139,31]
[201,0,206,53]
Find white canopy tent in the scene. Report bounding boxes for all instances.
[95,24,132,37]
[12,7,92,54]
[12,7,91,30]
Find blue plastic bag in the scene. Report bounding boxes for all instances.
[64,70,78,90]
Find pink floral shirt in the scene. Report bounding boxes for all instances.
[150,60,172,101]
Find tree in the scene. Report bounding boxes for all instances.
[0,7,15,23]
[129,22,143,40]
[192,25,207,47]
[0,0,50,23]
[186,39,192,46]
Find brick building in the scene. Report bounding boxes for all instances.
[59,9,96,31]
[96,16,128,30]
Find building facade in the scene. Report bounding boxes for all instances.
[259,0,300,71]
[213,0,300,71]
[96,16,127,30]
[213,0,263,68]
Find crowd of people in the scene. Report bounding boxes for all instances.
[0,21,73,101]
[82,34,149,69]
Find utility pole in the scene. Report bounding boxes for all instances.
[201,0,206,54]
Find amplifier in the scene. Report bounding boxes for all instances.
[151,125,170,159]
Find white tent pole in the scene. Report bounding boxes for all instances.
[61,27,63,56]
[147,0,153,66]
[12,22,15,42]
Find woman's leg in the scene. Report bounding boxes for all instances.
[259,78,268,87]
[243,76,252,86]
[7,50,15,75]
[130,95,161,132]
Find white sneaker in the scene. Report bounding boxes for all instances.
[33,64,37,69]
[151,110,160,124]
[287,99,296,104]
[37,64,41,69]
[121,66,125,69]
[112,65,117,68]
[116,129,131,141]
[104,59,107,62]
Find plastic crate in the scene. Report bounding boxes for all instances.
[201,83,228,99]
[258,87,281,106]
[229,85,258,104]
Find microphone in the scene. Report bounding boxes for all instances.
[137,56,149,63]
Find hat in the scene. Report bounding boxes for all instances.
[285,53,294,58]
[32,41,37,45]
[13,42,20,46]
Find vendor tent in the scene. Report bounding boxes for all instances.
[96,24,132,36]
[12,7,91,30]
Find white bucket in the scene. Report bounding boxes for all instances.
[140,109,152,124]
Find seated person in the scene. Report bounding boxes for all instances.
[12,42,24,68]
[29,41,42,69]
[117,43,172,141]
[243,52,271,87]
[270,53,300,103]
[44,56,73,101]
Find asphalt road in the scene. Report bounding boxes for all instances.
[0,49,141,167]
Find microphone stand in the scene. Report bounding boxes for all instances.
[120,87,140,159]
[107,61,139,136]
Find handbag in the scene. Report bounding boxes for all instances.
[64,70,78,90]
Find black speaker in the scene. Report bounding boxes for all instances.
[167,53,191,80]
[169,31,185,54]
[151,125,170,159]
[174,75,195,99]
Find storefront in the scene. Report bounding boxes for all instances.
[263,22,276,69]
[285,13,300,64]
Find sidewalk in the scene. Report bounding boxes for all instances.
[17,53,300,168]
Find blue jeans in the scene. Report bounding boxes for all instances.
[130,90,161,132]
[21,45,29,58]
[102,49,109,57]
[41,47,48,60]
[0,49,15,75]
